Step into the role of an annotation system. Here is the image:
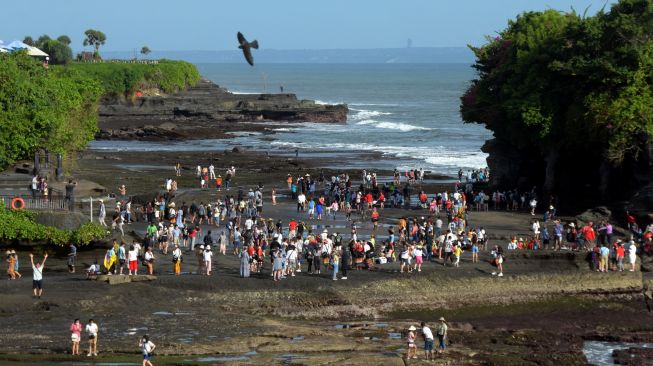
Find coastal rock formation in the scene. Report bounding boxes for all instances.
[97,79,347,140]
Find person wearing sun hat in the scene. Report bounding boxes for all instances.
[406,325,417,359]
[436,317,448,354]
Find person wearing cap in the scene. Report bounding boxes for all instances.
[436,317,448,354]
[406,325,417,359]
[203,245,213,276]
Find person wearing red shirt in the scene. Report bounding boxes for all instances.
[581,222,596,251]
[371,208,380,229]
[288,219,298,238]
[615,241,625,271]
[377,192,385,209]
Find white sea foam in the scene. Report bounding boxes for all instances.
[269,140,487,169]
[349,109,392,121]
[355,119,432,132]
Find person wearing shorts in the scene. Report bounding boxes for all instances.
[139,334,156,366]
[70,319,82,355]
[85,319,98,356]
[128,244,139,275]
[406,325,417,359]
[29,253,47,299]
[421,321,434,361]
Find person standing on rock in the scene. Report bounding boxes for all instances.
[629,241,638,272]
[406,325,417,360]
[436,317,448,354]
[85,319,98,357]
[98,199,107,227]
[209,164,216,180]
[172,244,182,275]
[70,318,82,356]
[67,243,77,273]
[144,247,155,275]
[421,321,435,361]
[29,252,47,299]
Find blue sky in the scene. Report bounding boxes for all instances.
[2,0,618,51]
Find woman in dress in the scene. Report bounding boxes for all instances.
[628,241,638,272]
[240,246,251,278]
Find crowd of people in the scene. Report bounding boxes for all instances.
[6,162,653,363]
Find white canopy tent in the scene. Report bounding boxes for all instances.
[3,40,48,56]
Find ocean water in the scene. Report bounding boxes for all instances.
[195,63,492,176]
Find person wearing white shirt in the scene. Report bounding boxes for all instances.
[85,319,99,356]
[203,247,213,276]
[139,335,156,366]
[128,245,139,275]
[421,322,435,361]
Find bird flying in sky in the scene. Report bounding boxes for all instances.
[237,32,259,66]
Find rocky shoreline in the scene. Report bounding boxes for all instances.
[96,79,348,141]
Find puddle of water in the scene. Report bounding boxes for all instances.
[374,323,389,328]
[152,311,173,316]
[275,354,306,362]
[244,350,258,356]
[388,332,402,340]
[291,336,305,341]
[335,324,351,329]
[175,312,193,316]
[196,356,250,362]
[177,337,193,344]
[364,336,381,341]
[583,341,653,366]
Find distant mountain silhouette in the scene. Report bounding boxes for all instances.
[99,47,474,64]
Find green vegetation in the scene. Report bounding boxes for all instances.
[0,51,102,169]
[21,33,74,65]
[83,29,106,56]
[64,60,201,99]
[461,0,653,187]
[0,205,107,246]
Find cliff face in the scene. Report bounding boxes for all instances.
[97,79,347,140]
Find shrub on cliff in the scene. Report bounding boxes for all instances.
[0,52,102,170]
[0,205,107,246]
[461,0,653,198]
[64,60,201,100]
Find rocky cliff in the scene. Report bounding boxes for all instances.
[96,79,348,140]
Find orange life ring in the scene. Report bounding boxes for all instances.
[10,197,25,210]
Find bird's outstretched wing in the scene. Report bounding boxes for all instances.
[237,32,247,46]
[242,48,254,66]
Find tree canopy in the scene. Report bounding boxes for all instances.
[141,46,151,56]
[83,29,106,53]
[56,35,71,45]
[461,0,653,166]
[0,52,102,169]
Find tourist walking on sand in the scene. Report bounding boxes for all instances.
[139,334,156,366]
[70,318,82,356]
[29,252,47,299]
[406,325,417,360]
[421,321,435,361]
[331,246,341,280]
[172,244,182,275]
[6,250,18,280]
[86,319,98,356]
[240,247,250,278]
[436,317,448,354]
[204,245,213,276]
[491,245,504,277]
[144,247,155,275]
[68,243,77,273]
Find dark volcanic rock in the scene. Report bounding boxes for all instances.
[97,79,348,141]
